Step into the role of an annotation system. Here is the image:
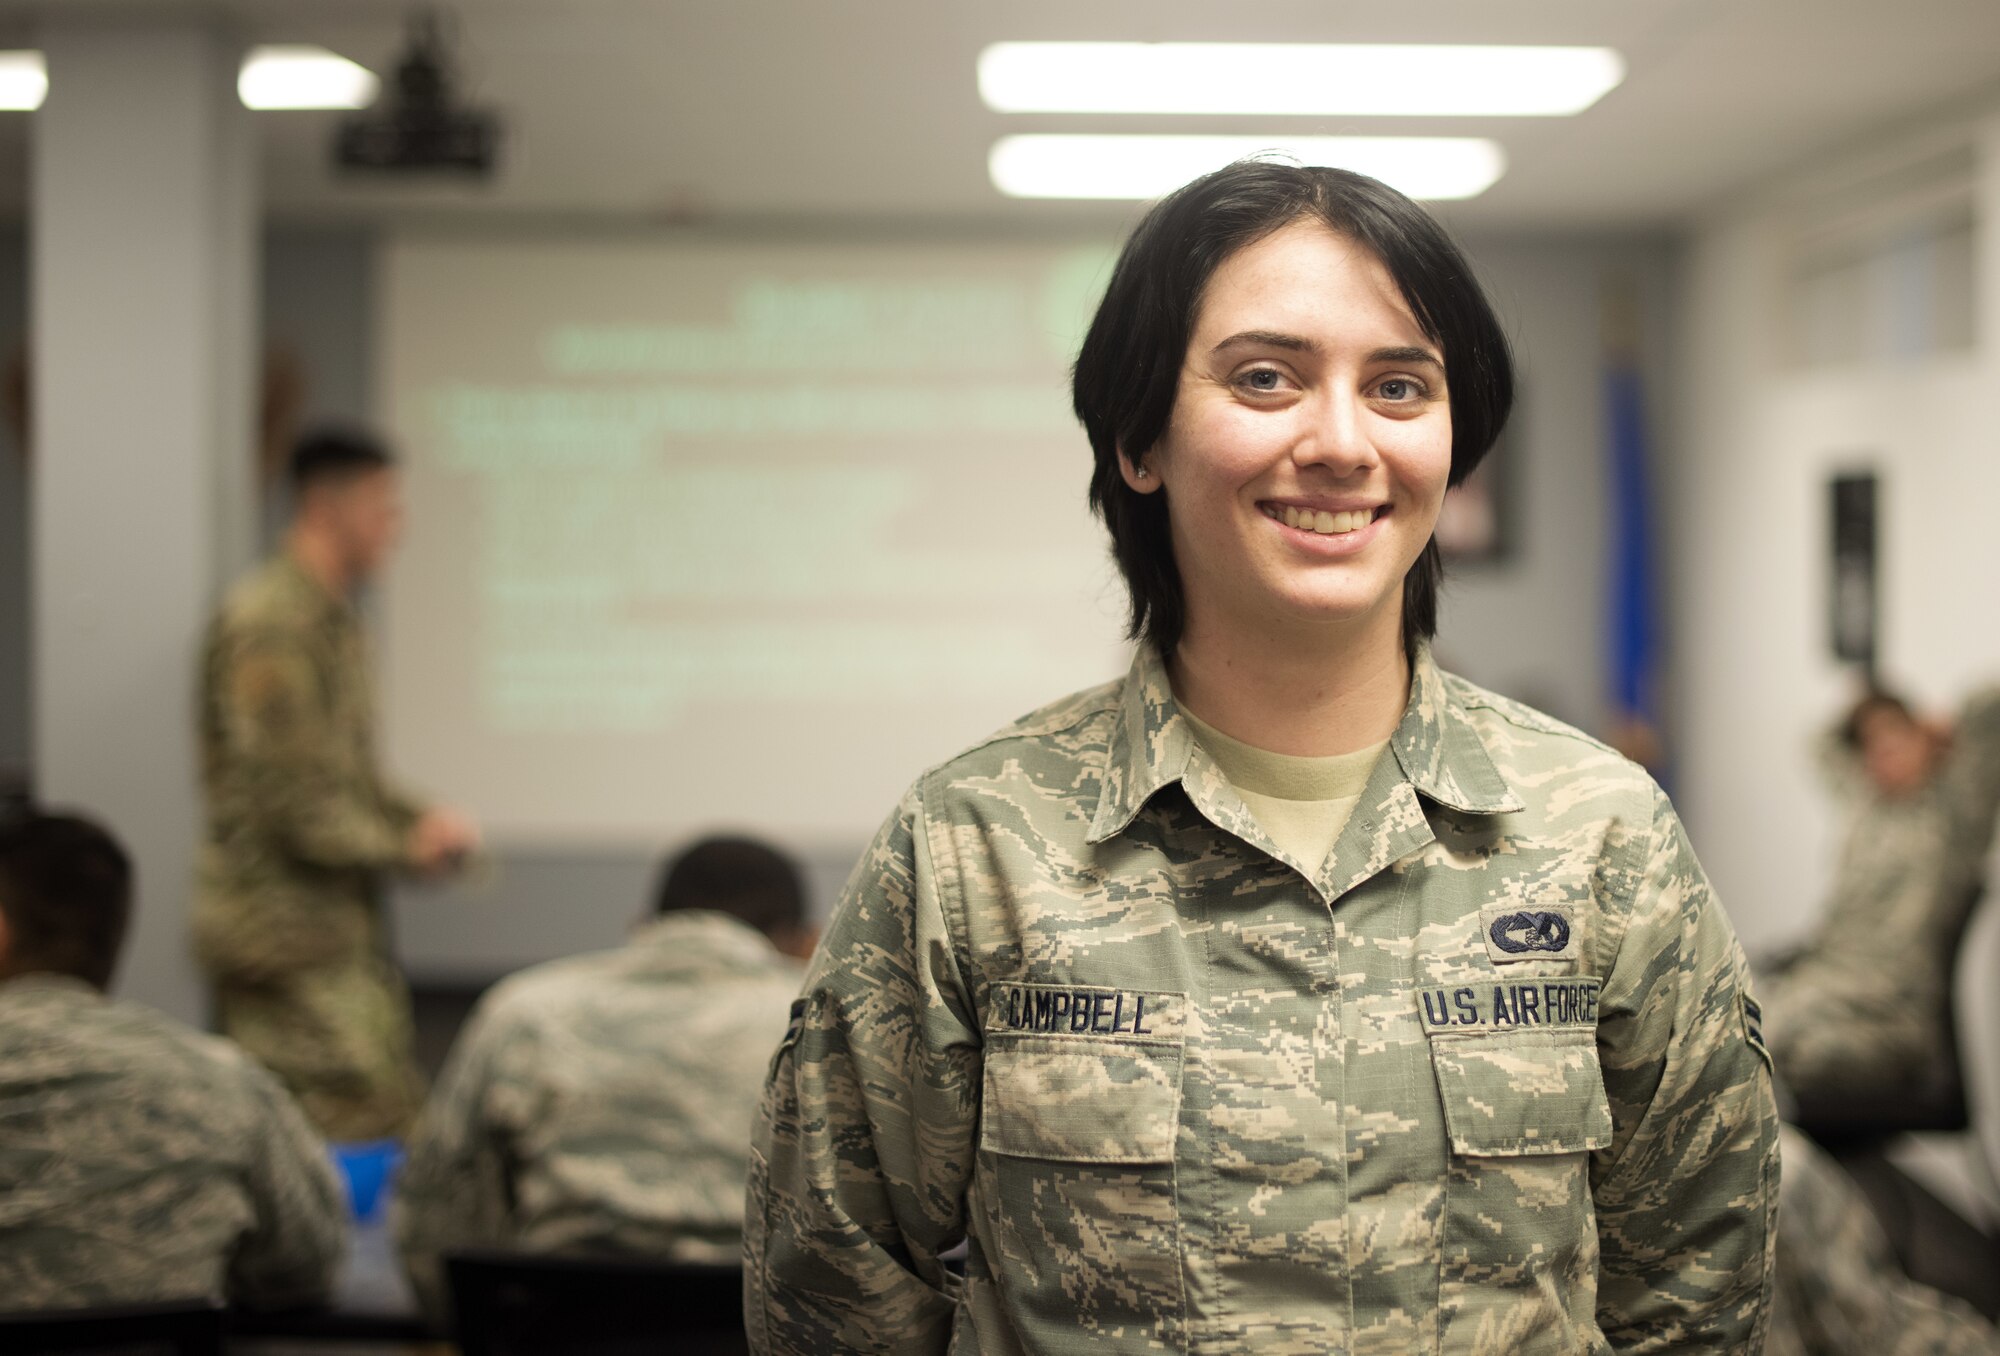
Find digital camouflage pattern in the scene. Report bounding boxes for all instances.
[396,911,805,1325]
[195,553,429,1141]
[0,974,347,1311]
[1761,780,1957,1102]
[747,646,1779,1355]
[1944,687,2000,928]
[1764,687,2000,1105]
[1766,1125,2000,1356]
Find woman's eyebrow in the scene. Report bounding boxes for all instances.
[1208,332,1444,370]
[1210,329,1319,356]
[1368,344,1445,369]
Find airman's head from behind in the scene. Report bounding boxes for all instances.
[653,835,817,960]
[0,807,134,992]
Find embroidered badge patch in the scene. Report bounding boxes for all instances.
[1480,903,1582,964]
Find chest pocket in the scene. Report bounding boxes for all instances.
[979,981,1187,1161]
[981,1035,1182,1162]
[974,984,1188,1353]
[1426,1024,1613,1355]
[1427,1027,1614,1156]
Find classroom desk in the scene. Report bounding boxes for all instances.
[230,1202,434,1345]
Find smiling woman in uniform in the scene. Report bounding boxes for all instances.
[746,160,1779,1355]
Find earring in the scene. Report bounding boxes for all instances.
[1135,465,1149,480]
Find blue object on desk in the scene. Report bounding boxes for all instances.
[330,1139,404,1222]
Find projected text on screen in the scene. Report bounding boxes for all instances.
[382,237,1129,847]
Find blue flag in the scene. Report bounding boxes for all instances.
[1604,356,1661,772]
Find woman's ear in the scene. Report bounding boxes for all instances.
[1117,447,1161,495]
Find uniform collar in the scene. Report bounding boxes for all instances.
[0,971,103,1000]
[1087,642,1521,846]
[1390,645,1524,817]
[275,550,354,624]
[628,910,791,973]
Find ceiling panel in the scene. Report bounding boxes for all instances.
[0,0,1994,228]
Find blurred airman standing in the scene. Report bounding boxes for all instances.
[194,427,479,1142]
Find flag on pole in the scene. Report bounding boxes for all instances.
[1602,276,1664,777]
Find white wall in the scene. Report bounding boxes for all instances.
[0,226,25,785]
[1442,234,1679,736]
[0,226,366,815]
[1673,111,2000,954]
[31,21,258,1023]
[258,228,379,542]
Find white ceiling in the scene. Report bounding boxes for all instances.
[3,0,2000,230]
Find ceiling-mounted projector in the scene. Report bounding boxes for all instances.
[334,9,499,175]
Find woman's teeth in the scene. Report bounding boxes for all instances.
[1267,504,1375,535]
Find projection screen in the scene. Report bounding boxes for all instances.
[378,234,1132,849]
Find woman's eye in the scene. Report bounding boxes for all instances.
[1238,368,1286,393]
[1376,378,1420,401]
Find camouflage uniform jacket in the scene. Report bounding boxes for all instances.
[1942,687,2000,926]
[748,645,1779,1356]
[1762,778,1956,1099]
[194,553,424,980]
[1769,687,2000,1101]
[1767,1125,2000,1356]
[396,911,805,1324]
[0,974,347,1311]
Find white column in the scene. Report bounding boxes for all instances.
[1978,114,2000,379]
[31,18,258,1021]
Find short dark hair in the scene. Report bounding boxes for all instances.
[288,424,396,494]
[1073,159,1515,659]
[0,808,133,990]
[1841,688,1917,749]
[653,835,806,940]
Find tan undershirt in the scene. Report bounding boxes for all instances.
[1182,707,1390,872]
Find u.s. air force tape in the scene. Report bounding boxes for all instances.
[1420,977,1601,1031]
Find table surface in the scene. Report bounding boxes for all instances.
[231,1198,431,1341]
[339,1210,420,1315]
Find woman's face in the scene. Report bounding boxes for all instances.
[1124,220,1453,651]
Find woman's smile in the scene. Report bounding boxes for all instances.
[1258,501,1389,540]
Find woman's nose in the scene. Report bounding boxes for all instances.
[1292,391,1377,474]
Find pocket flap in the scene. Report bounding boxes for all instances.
[980,1036,1182,1164]
[1428,1028,1613,1156]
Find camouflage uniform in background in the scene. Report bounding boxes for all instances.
[395,910,805,1325]
[1762,687,2000,1105]
[748,646,1779,1355]
[1944,687,2000,918]
[195,553,429,1142]
[0,973,347,1311]
[1760,781,1958,1102]
[1766,1125,2000,1356]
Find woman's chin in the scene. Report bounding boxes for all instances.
[1252,586,1406,639]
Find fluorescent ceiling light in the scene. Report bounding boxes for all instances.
[238,45,378,110]
[980,42,1623,117]
[0,52,46,111]
[990,135,1505,202]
